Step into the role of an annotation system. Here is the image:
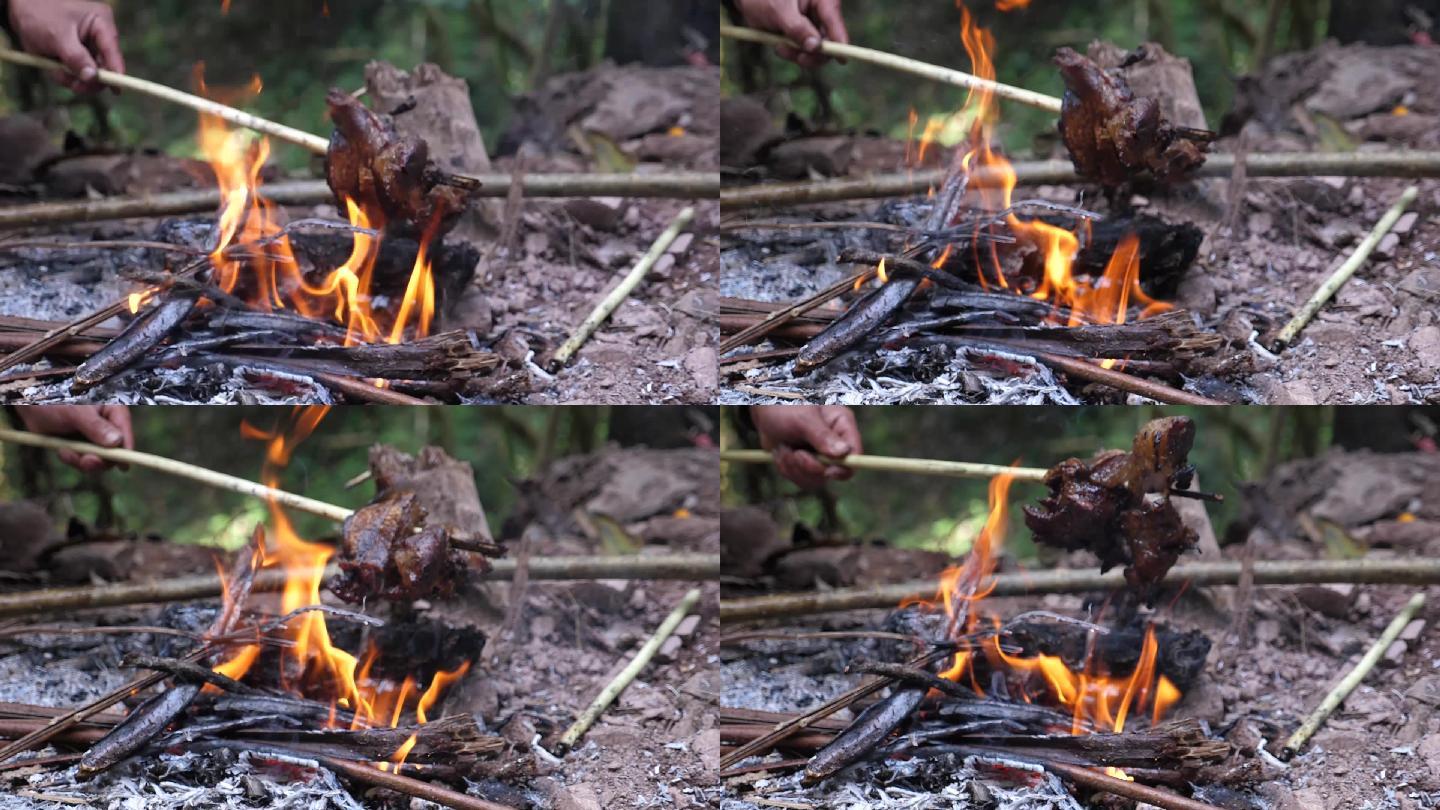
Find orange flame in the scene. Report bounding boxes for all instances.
[996,0,1030,9]
[192,65,439,348]
[211,407,471,772]
[944,5,1170,329]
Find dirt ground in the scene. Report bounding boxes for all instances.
[719,448,1440,808]
[0,61,719,405]
[0,444,721,809]
[720,41,1440,405]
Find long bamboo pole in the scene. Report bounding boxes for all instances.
[720,25,1063,114]
[721,558,1440,621]
[720,153,1440,209]
[0,553,719,619]
[721,448,1048,481]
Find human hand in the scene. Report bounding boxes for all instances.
[752,405,861,490]
[13,405,133,473]
[6,0,124,93]
[732,0,848,68]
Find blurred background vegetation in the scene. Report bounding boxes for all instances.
[722,406,1438,564]
[721,0,1379,156]
[0,0,716,172]
[0,406,624,549]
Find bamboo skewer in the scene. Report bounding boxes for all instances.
[0,554,718,620]
[1281,592,1427,758]
[722,558,1440,621]
[552,206,696,368]
[720,153,1440,209]
[1044,761,1224,810]
[1272,185,1420,350]
[555,587,703,752]
[0,47,330,154]
[317,756,516,810]
[721,448,1048,481]
[720,25,1063,114]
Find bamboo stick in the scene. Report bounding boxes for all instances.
[0,47,330,153]
[1281,592,1426,758]
[1272,185,1420,350]
[721,448,1048,481]
[1044,760,1225,810]
[720,25,1063,114]
[555,587,702,752]
[1034,352,1224,406]
[0,554,718,619]
[721,558,1440,621]
[720,153,1440,209]
[0,173,718,231]
[0,427,352,522]
[552,206,695,367]
[316,756,516,810]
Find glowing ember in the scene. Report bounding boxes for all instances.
[210,406,470,771]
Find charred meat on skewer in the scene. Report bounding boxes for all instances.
[1023,416,1202,592]
[1054,48,1212,187]
[330,492,464,602]
[325,90,471,236]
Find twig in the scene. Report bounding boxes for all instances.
[552,206,695,368]
[720,25,1063,114]
[309,372,431,405]
[1044,760,1224,810]
[719,153,1440,209]
[1272,185,1419,350]
[0,427,352,523]
[0,553,718,619]
[721,449,1047,480]
[1281,592,1426,757]
[720,268,874,354]
[1033,351,1225,406]
[556,587,702,752]
[721,558,1440,621]
[316,756,516,810]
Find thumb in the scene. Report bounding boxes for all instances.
[800,418,851,458]
[53,31,100,83]
[771,6,823,52]
[69,410,124,449]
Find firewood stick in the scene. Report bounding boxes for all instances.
[1044,760,1224,810]
[0,553,718,619]
[721,449,1048,481]
[720,25,1063,114]
[0,47,330,154]
[316,755,516,810]
[1282,592,1426,758]
[552,206,695,368]
[1272,185,1419,350]
[1033,351,1224,406]
[555,587,702,752]
[720,153,1440,209]
[721,558,1440,621]
[0,427,352,523]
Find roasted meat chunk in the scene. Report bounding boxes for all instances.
[325,89,470,235]
[1054,48,1210,187]
[331,492,461,602]
[1024,416,1201,594]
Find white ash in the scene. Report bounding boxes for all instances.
[8,362,335,405]
[724,754,1082,810]
[721,346,1079,405]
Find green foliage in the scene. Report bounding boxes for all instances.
[0,407,608,548]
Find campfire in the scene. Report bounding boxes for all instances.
[721,417,1235,808]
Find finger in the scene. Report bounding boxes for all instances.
[69,408,126,450]
[774,45,802,63]
[795,52,828,69]
[772,5,823,53]
[813,0,850,45]
[88,12,126,76]
[823,406,863,457]
[800,411,853,459]
[102,406,133,470]
[79,454,107,474]
[58,449,82,470]
[825,465,855,481]
[52,32,100,88]
[788,450,829,490]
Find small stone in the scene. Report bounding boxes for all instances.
[1400,619,1427,643]
[1295,583,1357,619]
[531,614,556,640]
[674,614,701,638]
[1374,232,1401,259]
[1393,211,1420,235]
[666,232,694,257]
[650,253,677,280]
[564,197,627,231]
[1382,639,1408,667]
[1411,326,1440,375]
[656,635,683,663]
[569,579,632,612]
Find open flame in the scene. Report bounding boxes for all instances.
[210,406,469,773]
[907,473,1183,777]
[192,65,438,348]
[906,4,1173,339]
